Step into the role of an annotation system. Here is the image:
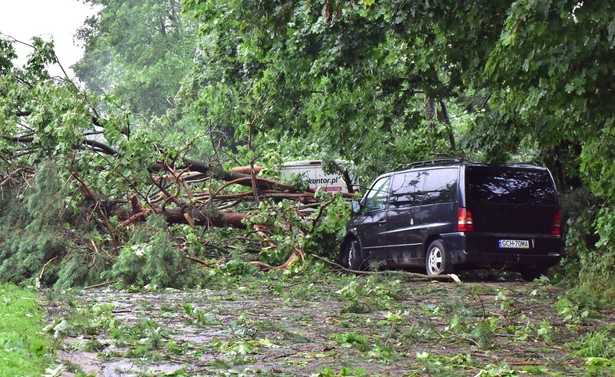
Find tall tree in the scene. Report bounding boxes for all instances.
[179,0,517,175]
[74,0,197,117]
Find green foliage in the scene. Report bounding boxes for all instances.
[336,274,403,312]
[330,332,370,352]
[54,248,109,290]
[180,0,477,181]
[0,37,17,71]
[245,192,351,266]
[104,215,193,288]
[310,191,355,254]
[0,162,70,285]
[563,195,615,307]
[0,283,55,375]
[113,319,167,355]
[75,0,197,118]
[555,297,590,325]
[183,303,220,326]
[218,258,261,277]
[47,301,120,340]
[567,327,615,376]
[316,367,367,377]
[577,205,615,304]
[415,352,481,376]
[569,328,615,359]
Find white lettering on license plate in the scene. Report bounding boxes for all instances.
[498,239,530,249]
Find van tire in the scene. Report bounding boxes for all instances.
[426,240,452,276]
[520,268,546,281]
[340,238,364,271]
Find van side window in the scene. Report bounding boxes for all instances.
[421,168,458,205]
[390,168,458,207]
[363,176,391,212]
[390,171,421,207]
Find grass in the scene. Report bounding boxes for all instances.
[0,283,55,376]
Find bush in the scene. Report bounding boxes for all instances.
[104,215,195,288]
[561,189,615,308]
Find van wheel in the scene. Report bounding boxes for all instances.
[520,268,546,281]
[426,240,452,276]
[340,238,364,271]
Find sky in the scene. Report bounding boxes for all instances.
[0,0,99,76]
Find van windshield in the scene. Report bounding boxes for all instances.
[466,166,557,206]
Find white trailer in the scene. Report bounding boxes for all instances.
[280,160,357,193]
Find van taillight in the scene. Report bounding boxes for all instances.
[551,211,561,235]
[458,208,474,232]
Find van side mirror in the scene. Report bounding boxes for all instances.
[351,200,361,214]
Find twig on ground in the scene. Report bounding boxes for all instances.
[39,256,58,281]
[84,281,118,290]
[310,254,462,282]
[186,255,226,267]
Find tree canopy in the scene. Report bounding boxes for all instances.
[74,0,196,117]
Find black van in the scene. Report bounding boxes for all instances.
[340,159,562,280]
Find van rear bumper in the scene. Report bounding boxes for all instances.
[441,232,562,270]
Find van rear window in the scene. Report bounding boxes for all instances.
[466,167,556,205]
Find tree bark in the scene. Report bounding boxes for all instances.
[438,99,456,151]
[121,203,251,229]
[180,159,298,192]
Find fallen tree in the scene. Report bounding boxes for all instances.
[0,157,353,287]
[1,107,354,279]
[0,42,349,286]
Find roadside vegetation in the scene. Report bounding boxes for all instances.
[0,283,55,376]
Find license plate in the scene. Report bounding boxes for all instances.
[498,239,530,249]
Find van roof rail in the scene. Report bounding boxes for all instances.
[400,157,465,169]
[504,161,541,167]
